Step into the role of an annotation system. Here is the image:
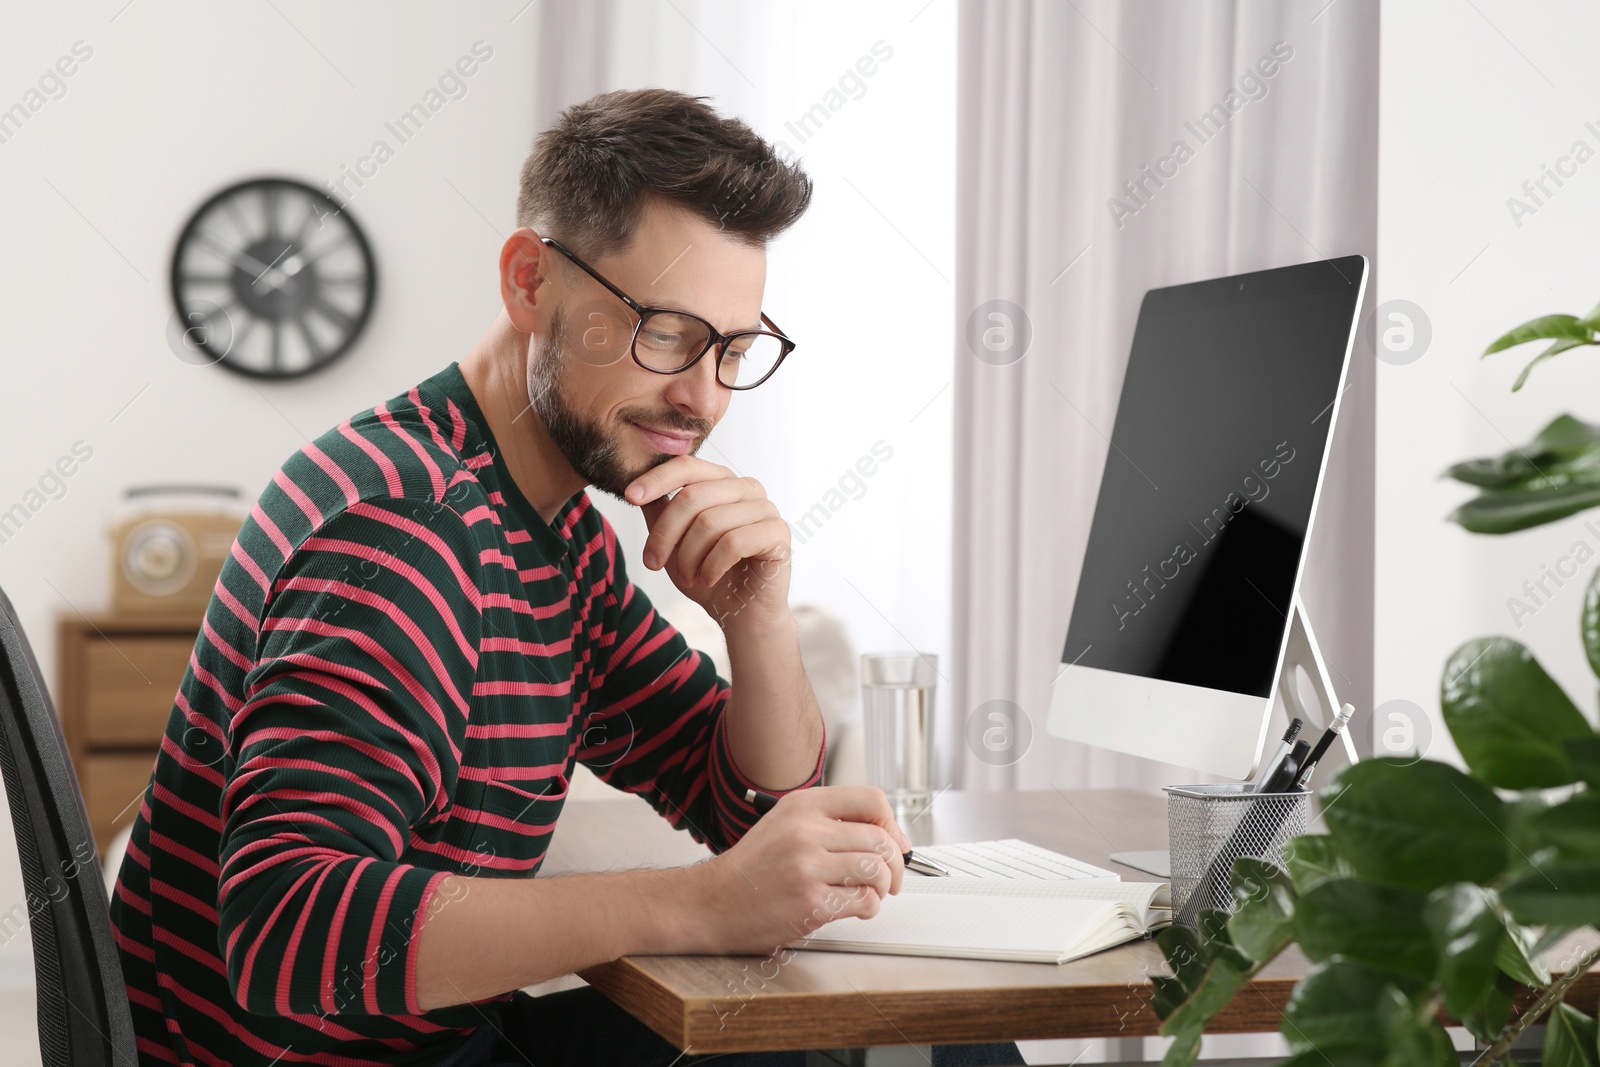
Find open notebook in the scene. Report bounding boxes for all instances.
[793,839,1172,965]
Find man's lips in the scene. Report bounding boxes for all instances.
[630,421,696,455]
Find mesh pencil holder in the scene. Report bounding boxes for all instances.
[1164,784,1311,923]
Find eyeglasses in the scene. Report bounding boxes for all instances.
[540,237,795,391]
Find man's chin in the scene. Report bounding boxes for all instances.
[583,451,668,506]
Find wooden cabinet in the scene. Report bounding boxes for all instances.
[57,614,201,852]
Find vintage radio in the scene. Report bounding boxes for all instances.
[110,486,245,615]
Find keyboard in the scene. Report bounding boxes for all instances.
[909,838,1120,881]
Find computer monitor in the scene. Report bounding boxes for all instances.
[1047,255,1368,779]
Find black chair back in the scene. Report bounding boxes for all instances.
[0,587,137,1066]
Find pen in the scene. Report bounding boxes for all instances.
[1258,739,1309,794]
[1293,702,1356,789]
[1248,717,1303,793]
[744,788,950,876]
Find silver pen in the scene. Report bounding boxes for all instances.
[1249,717,1303,793]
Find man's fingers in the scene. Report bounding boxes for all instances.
[694,516,788,588]
[665,499,775,585]
[795,786,912,850]
[639,479,754,570]
[815,850,894,906]
[639,497,669,529]
[818,822,905,895]
[625,455,730,506]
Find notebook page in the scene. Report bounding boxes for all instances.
[900,877,1170,931]
[911,839,1119,881]
[795,893,1127,963]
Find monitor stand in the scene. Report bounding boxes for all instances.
[1107,595,1358,880]
[1274,593,1360,776]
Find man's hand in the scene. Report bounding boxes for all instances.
[625,455,792,632]
[681,786,913,956]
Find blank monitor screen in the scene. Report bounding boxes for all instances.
[1060,256,1364,700]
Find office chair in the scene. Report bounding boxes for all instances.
[0,586,137,1067]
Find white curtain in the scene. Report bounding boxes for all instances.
[951,0,1380,796]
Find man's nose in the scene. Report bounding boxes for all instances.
[659,345,726,418]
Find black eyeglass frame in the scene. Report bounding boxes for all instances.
[540,237,795,391]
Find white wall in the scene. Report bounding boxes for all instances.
[1377,0,1600,768]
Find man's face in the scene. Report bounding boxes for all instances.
[525,201,768,504]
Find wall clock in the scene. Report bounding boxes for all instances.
[169,177,376,379]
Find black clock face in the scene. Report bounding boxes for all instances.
[170,177,376,379]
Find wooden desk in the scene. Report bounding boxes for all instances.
[546,789,1277,1055]
[547,789,1600,1059]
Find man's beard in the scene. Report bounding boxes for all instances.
[525,305,699,505]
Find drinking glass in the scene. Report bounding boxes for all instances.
[859,652,938,824]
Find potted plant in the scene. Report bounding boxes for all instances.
[1150,303,1600,1066]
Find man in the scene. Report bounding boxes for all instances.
[111,88,1023,1067]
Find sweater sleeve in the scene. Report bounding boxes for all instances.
[217,496,482,1019]
[574,518,825,854]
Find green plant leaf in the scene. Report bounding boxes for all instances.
[1155,924,1206,996]
[1528,793,1600,858]
[1376,984,1458,1067]
[1153,908,1250,1058]
[1194,908,1253,973]
[1501,862,1600,928]
[1512,337,1592,391]
[1227,857,1296,962]
[1422,883,1506,1019]
[1282,834,1353,896]
[1158,1025,1202,1067]
[1444,456,1542,489]
[1543,1003,1600,1067]
[1504,792,1558,879]
[1444,415,1600,489]
[1294,878,1436,978]
[1448,482,1600,533]
[1459,972,1515,1045]
[1491,895,1553,987]
[1320,759,1508,891]
[1483,313,1593,354]
[1441,637,1591,787]
[1565,736,1600,789]
[1151,975,1188,1020]
[1157,956,1245,1067]
[1280,959,1424,1057]
[1535,412,1600,454]
[1583,569,1600,680]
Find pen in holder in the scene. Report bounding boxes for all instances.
[1164,783,1311,926]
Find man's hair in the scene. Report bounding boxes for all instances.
[516,88,812,260]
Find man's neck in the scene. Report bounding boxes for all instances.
[458,312,585,526]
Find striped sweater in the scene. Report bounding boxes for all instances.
[108,362,824,1066]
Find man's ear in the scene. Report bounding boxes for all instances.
[500,228,547,332]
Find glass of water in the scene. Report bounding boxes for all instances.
[860,652,938,824]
